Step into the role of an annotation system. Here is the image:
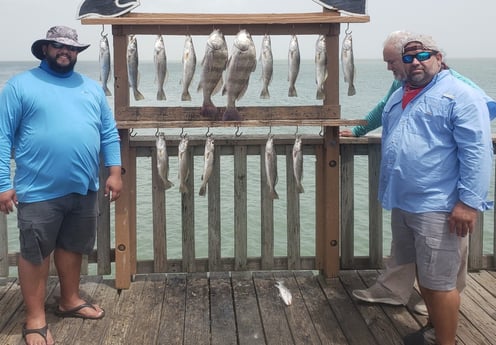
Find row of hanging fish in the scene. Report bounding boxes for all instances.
[155,133,304,197]
[156,132,215,196]
[265,134,304,200]
[99,31,357,119]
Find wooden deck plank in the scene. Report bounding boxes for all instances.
[274,271,322,345]
[125,275,165,345]
[72,278,119,345]
[253,271,294,345]
[103,277,147,345]
[294,271,348,345]
[318,274,380,345]
[157,274,187,345]
[231,271,266,345]
[209,272,237,345]
[183,273,210,345]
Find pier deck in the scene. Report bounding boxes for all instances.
[1,270,495,345]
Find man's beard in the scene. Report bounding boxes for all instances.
[46,54,76,74]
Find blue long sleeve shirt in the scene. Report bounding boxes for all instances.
[0,60,121,202]
[379,70,493,213]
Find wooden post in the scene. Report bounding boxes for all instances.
[321,23,341,278]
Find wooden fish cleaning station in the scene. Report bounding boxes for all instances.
[81,10,369,289]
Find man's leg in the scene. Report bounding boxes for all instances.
[18,256,55,345]
[54,248,104,318]
[421,287,459,345]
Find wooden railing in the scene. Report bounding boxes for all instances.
[1,135,495,279]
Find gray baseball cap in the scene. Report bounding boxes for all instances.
[31,26,90,60]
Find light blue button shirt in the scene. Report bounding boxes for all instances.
[379,70,493,213]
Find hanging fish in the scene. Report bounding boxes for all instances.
[288,34,300,97]
[197,29,228,118]
[153,35,167,101]
[181,35,196,101]
[265,135,278,200]
[178,136,190,194]
[99,33,111,96]
[259,34,273,99]
[315,34,328,100]
[275,281,292,306]
[292,136,304,193]
[127,34,144,101]
[199,136,215,197]
[156,132,173,190]
[221,29,257,121]
[341,30,356,96]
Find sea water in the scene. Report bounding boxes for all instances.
[2,55,495,267]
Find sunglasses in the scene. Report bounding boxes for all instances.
[49,42,80,52]
[402,51,437,64]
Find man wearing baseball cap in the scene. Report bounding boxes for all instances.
[0,26,122,345]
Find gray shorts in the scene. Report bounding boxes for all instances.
[17,191,98,265]
[391,208,461,291]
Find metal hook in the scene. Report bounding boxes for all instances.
[345,23,352,35]
[235,126,243,137]
[206,127,213,137]
[155,128,160,137]
[268,125,272,137]
[129,128,137,137]
[295,125,299,136]
[319,125,324,137]
[180,128,187,138]
[100,25,107,38]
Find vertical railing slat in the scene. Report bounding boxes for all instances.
[234,146,248,270]
[181,147,195,272]
[208,148,222,271]
[340,144,354,268]
[368,144,382,267]
[97,159,112,275]
[151,147,167,272]
[286,144,301,270]
[260,144,274,270]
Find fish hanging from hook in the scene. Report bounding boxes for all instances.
[341,25,356,96]
[99,26,112,96]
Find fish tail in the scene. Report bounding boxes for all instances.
[222,108,242,121]
[133,89,145,101]
[200,102,219,118]
[103,85,112,96]
[347,84,356,96]
[157,89,166,101]
[181,91,192,101]
[260,87,270,99]
[270,189,279,200]
[296,183,304,194]
[288,86,297,97]
[163,180,173,190]
[179,183,189,194]
[316,88,324,100]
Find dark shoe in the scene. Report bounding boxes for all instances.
[55,301,105,320]
[403,324,436,345]
[22,323,48,345]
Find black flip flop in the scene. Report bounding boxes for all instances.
[22,323,48,345]
[55,301,105,320]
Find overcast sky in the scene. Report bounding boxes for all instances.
[1,0,494,62]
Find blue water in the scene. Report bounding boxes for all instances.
[2,53,496,265]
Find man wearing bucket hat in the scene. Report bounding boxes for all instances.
[0,26,122,345]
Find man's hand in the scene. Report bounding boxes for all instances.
[448,201,478,237]
[0,189,17,214]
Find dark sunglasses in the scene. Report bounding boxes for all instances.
[402,51,437,64]
[49,42,80,52]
